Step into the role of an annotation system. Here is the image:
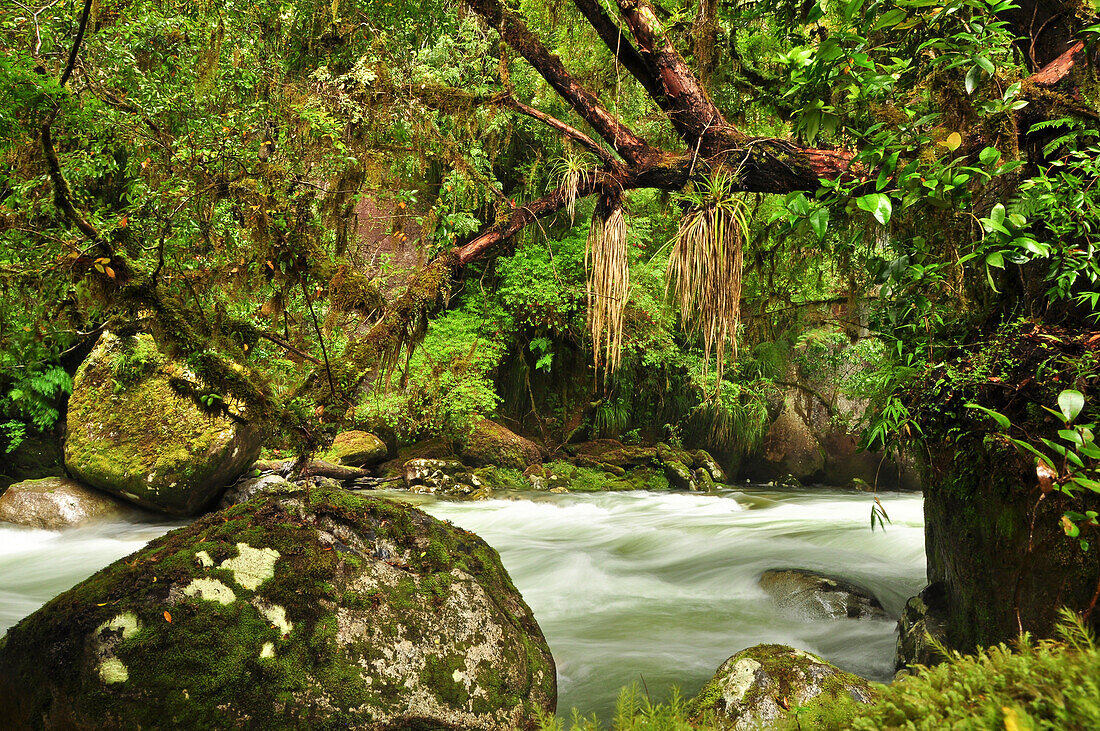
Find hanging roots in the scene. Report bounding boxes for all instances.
[587,194,629,373]
[668,171,746,386]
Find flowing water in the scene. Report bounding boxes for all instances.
[0,486,924,722]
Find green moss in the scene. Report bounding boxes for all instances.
[65,333,259,514]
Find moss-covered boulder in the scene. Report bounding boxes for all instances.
[460,419,543,470]
[0,477,130,528]
[326,430,387,467]
[0,486,556,729]
[689,645,872,729]
[759,569,887,621]
[64,333,262,515]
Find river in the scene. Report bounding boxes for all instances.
[0,485,924,721]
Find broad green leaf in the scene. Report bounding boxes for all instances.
[872,9,908,30]
[1059,389,1086,423]
[990,203,1005,226]
[856,193,892,225]
[809,207,830,240]
[965,65,981,94]
[985,251,1004,268]
[979,146,1001,165]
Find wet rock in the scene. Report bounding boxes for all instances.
[459,419,543,470]
[0,477,130,528]
[0,486,556,729]
[64,332,261,515]
[219,474,293,508]
[759,569,887,620]
[404,458,486,497]
[693,449,727,483]
[895,583,948,674]
[694,467,717,492]
[663,460,697,491]
[690,644,873,729]
[327,430,387,467]
[690,641,871,725]
[378,437,458,479]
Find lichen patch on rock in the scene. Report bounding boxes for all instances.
[182,578,237,604]
[219,542,279,590]
[99,658,130,684]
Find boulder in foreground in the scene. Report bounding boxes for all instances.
[690,644,872,729]
[64,333,261,515]
[0,486,555,730]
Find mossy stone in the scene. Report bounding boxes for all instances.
[64,333,261,516]
[325,430,387,467]
[459,419,542,471]
[0,486,556,729]
[689,644,873,729]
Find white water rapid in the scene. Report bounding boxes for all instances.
[0,486,923,721]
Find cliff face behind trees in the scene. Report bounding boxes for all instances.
[2,0,1099,652]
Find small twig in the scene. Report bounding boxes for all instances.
[301,277,337,400]
[257,331,323,365]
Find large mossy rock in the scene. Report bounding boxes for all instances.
[0,477,130,529]
[689,644,873,729]
[460,419,543,470]
[64,333,262,515]
[759,569,887,621]
[327,430,387,467]
[0,486,556,729]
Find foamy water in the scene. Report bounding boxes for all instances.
[0,486,923,721]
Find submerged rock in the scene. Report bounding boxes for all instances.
[0,486,556,729]
[759,569,887,620]
[64,333,261,515]
[0,477,130,528]
[689,644,873,729]
[460,419,543,471]
[327,430,387,467]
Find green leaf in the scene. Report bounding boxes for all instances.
[1059,389,1086,423]
[990,203,1005,226]
[965,65,981,95]
[985,251,1004,268]
[967,403,1010,430]
[872,9,908,31]
[979,146,1001,165]
[809,207,830,240]
[856,193,892,225]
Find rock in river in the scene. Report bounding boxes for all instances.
[759,568,887,620]
[0,476,130,529]
[0,486,556,729]
[64,332,261,515]
[689,644,873,729]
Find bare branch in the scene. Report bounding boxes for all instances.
[503,97,617,166]
[466,0,658,166]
